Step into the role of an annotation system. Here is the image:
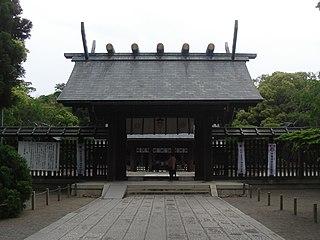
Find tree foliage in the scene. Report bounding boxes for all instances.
[276,128,320,146]
[0,144,32,218]
[0,0,32,108]
[296,79,320,126]
[276,128,320,156]
[4,84,79,126]
[233,72,320,127]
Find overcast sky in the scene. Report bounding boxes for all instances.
[20,0,320,96]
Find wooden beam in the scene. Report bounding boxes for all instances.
[225,42,230,53]
[156,43,164,54]
[106,43,115,54]
[206,43,215,56]
[231,20,238,60]
[91,40,96,53]
[81,22,89,60]
[165,117,167,134]
[141,117,144,134]
[181,43,189,55]
[131,43,139,55]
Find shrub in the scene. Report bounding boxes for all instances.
[0,144,32,218]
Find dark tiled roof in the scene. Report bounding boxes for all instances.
[57,53,262,103]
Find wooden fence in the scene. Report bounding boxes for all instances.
[2,137,320,179]
[212,138,320,178]
[3,138,108,179]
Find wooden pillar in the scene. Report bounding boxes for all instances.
[107,115,127,181]
[194,113,213,181]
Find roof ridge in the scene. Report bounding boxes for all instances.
[64,52,257,62]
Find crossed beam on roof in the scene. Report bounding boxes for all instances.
[80,20,239,60]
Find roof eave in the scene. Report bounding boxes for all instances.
[57,99,263,107]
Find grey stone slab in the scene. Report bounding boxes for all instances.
[145,195,166,240]
[25,199,109,240]
[165,196,188,240]
[184,196,220,228]
[200,196,285,240]
[61,199,119,240]
[214,197,285,240]
[123,196,154,240]
[26,194,285,240]
[204,227,231,240]
[175,196,209,240]
[101,196,144,239]
[82,197,134,239]
[101,184,110,197]
[102,184,127,199]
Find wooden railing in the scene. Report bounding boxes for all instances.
[212,138,320,178]
[1,127,320,179]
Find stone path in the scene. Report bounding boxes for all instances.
[25,195,284,240]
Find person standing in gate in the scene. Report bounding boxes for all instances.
[167,153,177,181]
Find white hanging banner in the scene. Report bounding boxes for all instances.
[237,142,246,175]
[267,143,277,176]
[77,142,85,175]
[18,141,60,171]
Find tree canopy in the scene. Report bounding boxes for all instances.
[0,0,32,108]
[4,84,79,126]
[277,128,320,146]
[232,72,320,127]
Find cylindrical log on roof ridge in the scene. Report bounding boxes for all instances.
[131,43,139,54]
[181,43,189,55]
[157,43,164,54]
[106,43,115,54]
[206,43,215,55]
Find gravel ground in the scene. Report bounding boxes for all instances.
[0,191,95,240]
[1,188,320,240]
[223,188,320,240]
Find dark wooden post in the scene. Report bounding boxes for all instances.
[58,186,61,201]
[194,113,213,181]
[46,188,49,205]
[77,137,84,177]
[298,149,304,178]
[107,114,127,181]
[31,191,35,210]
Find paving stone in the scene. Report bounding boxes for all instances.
[145,195,166,240]
[26,195,285,240]
[123,196,153,240]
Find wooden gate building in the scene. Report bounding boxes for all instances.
[57,41,262,180]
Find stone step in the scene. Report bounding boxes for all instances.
[71,183,104,197]
[69,181,248,198]
[126,184,212,195]
[216,183,249,196]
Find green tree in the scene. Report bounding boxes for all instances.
[0,144,32,218]
[233,72,318,127]
[0,0,32,109]
[296,79,320,126]
[4,84,79,126]
[277,128,320,146]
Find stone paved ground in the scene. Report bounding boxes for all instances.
[224,188,320,240]
[1,188,320,240]
[0,192,94,240]
[24,195,283,240]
